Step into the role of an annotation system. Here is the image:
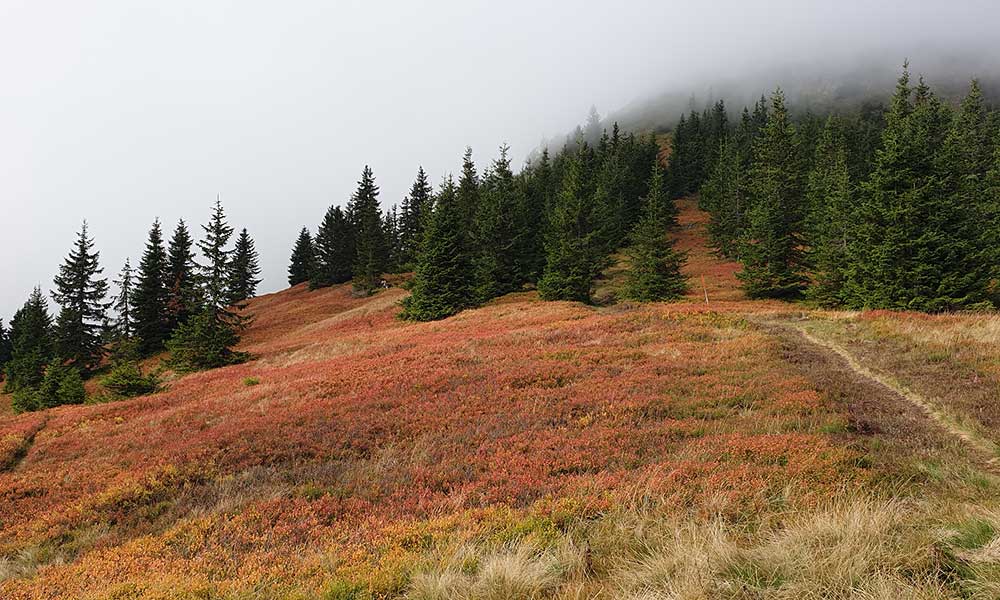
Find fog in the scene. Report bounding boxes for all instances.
[2,0,998,319]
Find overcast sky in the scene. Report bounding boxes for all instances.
[2,0,998,319]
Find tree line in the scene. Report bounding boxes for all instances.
[0,200,261,412]
[683,63,1000,310]
[287,125,687,321]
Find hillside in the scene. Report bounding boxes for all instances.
[3,199,1000,599]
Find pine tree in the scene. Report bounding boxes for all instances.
[398,167,433,268]
[804,116,853,305]
[311,206,353,288]
[538,150,604,303]
[351,166,386,293]
[228,228,262,304]
[401,176,475,321]
[52,221,110,373]
[473,145,522,301]
[166,219,200,332]
[112,258,136,340]
[622,164,687,301]
[4,288,53,394]
[287,227,315,286]
[513,150,552,283]
[737,89,806,298]
[134,220,170,354]
[198,198,236,315]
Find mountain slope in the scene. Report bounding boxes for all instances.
[2,200,1000,599]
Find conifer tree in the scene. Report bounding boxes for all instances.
[112,258,135,340]
[473,145,522,301]
[198,198,236,315]
[804,117,853,305]
[0,319,10,378]
[134,220,170,354]
[52,222,110,372]
[311,206,353,288]
[622,164,687,301]
[538,150,604,303]
[513,150,552,282]
[401,176,475,321]
[228,228,262,304]
[846,66,983,310]
[166,219,200,331]
[4,288,53,394]
[350,166,386,293]
[398,167,433,268]
[939,80,995,274]
[382,204,401,273]
[737,89,806,298]
[287,227,315,286]
[457,148,480,228]
[701,126,751,257]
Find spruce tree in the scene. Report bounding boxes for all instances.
[622,164,687,301]
[457,147,480,228]
[198,198,236,315]
[513,150,552,283]
[401,176,475,321]
[351,166,387,293]
[701,127,751,257]
[112,258,135,340]
[846,67,982,310]
[52,222,110,373]
[473,145,521,301]
[382,204,401,273]
[939,80,996,281]
[287,227,315,286]
[399,166,433,269]
[737,89,806,299]
[228,228,262,304]
[4,288,53,394]
[134,220,170,354]
[804,116,853,305]
[166,219,200,331]
[312,206,353,288]
[0,319,11,379]
[538,150,603,303]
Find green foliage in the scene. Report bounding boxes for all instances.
[701,128,751,257]
[52,221,110,373]
[198,198,236,313]
[0,318,11,378]
[4,288,53,394]
[110,259,136,343]
[737,89,807,299]
[398,166,433,269]
[13,363,86,413]
[287,227,315,286]
[804,117,853,305]
[243,376,260,386]
[134,219,170,355]
[622,165,687,302]
[227,227,262,304]
[312,206,354,288]
[100,359,160,399]
[165,309,248,373]
[538,148,605,303]
[401,177,475,321]
[350,166,387,293]
[844,68,987,310]
[165,219,201,332]
[473,145,523,302]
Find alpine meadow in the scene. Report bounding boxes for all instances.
[4,2,1000,599]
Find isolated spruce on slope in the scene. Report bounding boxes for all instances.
[51,221,110,374]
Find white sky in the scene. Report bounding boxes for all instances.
[2,0,998,318]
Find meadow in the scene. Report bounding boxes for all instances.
[2,201,1000,599]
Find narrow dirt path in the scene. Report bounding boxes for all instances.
[757,316,1000,473]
